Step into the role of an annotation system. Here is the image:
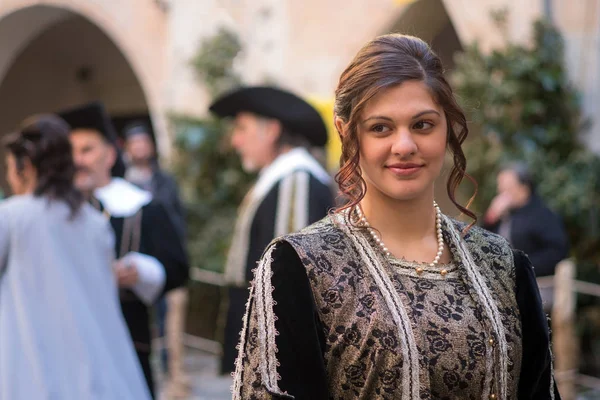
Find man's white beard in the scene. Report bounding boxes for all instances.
[241,159,259,173]
[74,174,97,193]
[129,156,152,167]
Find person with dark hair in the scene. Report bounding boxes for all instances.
[123,120,186,239]
[122,120,190,396]
[59,101,189,398]
[233,35,559,399]
[484,162,569,278]
[0,114,151,399]
[208,86,334,375]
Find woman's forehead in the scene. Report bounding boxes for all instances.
[361,81,442,120]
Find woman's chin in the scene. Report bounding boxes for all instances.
[373,181,431,202]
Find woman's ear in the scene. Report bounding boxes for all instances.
[22,157,36,180]
[334,116,347,138]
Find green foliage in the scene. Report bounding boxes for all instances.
[452,18,600,267]
[171,28,253,272]
[453,16,600,377]
[191,27,242,96]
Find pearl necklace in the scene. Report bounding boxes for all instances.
[355,201,447,276]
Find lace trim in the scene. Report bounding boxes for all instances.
[549,329,556,400]
[442,214,509,400]
[337,213,421,399]
[231,244,292,399]
[230,277,254,398]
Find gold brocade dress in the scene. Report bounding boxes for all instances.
[233,215,558,400]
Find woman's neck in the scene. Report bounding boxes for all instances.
[359,189,444,263]
[21,174,37,195]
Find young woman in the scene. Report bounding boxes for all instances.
[0,114,150,399]
[233,34,558,399]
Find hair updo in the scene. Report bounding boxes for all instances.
[333,33,477,224]
[4,114,83,217]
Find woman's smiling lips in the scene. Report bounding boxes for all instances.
[386,162,424,177]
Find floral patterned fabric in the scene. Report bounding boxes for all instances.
[385,256,521,399]
[235,215,528,399]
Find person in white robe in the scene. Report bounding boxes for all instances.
[0,114,151,400]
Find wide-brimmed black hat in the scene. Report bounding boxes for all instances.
[209,86,328,147]
[58,101,126,177]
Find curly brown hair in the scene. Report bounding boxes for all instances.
[4,114,83,217]
[333,34,477,226]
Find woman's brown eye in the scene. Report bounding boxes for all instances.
[372,124,389,133]
[413,121,434,130]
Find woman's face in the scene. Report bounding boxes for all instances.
[355,80,447,203]
[5,153,34,195]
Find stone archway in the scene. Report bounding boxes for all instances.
[0,3,164,194]
[0,1,170,194]
[387,0,463,70]
[0,12,149,130]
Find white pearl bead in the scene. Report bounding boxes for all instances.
[357,201,445,269]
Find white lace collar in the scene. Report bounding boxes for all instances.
[94,178,152,218]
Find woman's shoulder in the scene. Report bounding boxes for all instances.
[0,194,44,215]
[449,217,512,253]
[279,214,350,251]
[77,203,114,234]
[77,202,106,222]
[447,217,517,277]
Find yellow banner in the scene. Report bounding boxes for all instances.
[307,96,341,172]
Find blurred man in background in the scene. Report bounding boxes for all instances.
[484,162,569,306]
[61,101,189,398]
[122,121,190,398]
[123,121,186,239]
[209,86,334,374]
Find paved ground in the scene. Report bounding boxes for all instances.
[155,349,600,400]
[156,349,232,400]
